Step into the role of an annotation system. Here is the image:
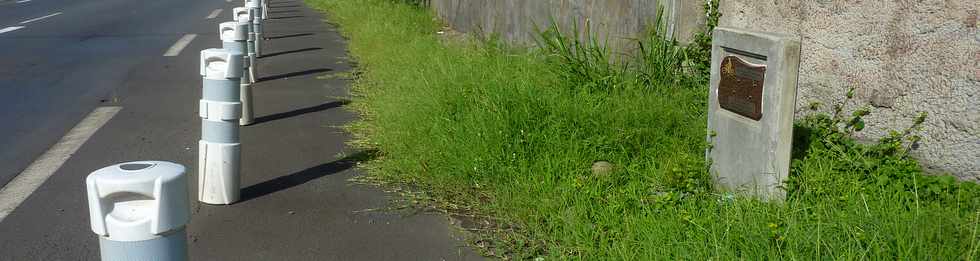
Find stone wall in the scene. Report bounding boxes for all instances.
[719,1,980,180]
[429,0,705,52]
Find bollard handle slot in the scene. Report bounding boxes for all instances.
[234,7,251,22]
[219,22,247,42]
[204,57,228,78]
[200,49,243,78]
[119,163,155,171]
[220,27,235,38]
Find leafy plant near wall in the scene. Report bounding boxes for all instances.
[791,89,980,211]
[682,0,721,81]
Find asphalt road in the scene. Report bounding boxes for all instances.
[0,0,483,259]
[0,0,230,186]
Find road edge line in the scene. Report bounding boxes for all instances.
[0,26,25,34]
[19,12,61,24]
[0,106,121,222]
[206,9,223,19]
[163,34,197,57]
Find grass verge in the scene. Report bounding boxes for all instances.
[306,0,980,259]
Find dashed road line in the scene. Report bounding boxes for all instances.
[0,106,121,222]
[15,0,31,3]
[206,8,223,19]
[164,34,197,56]
[19,12,61,24]
[0,26,24,34]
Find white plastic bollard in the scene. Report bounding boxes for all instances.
[86,161,190,261]
[246,0,263,57]
[261,0,268,20]
[199,48,243,205]
[233,7,257,84]
[220,21,254,126]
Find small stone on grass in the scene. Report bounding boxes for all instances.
[591,161,614,176]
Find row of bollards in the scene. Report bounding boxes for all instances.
[85,0,269,260]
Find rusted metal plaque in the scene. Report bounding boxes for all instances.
[718,56,766,120]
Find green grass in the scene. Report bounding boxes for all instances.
[305,0,980,259]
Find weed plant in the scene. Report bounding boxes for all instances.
[307,0,980,259]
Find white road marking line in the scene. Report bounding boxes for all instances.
[206,9,222,19]
[225,0,232,2]
[16,0,31,3]
[0,26,25,34]
[19,12,61,24]
[163,34,197,56]
[0,106,121,222]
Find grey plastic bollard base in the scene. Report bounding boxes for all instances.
[99,228,188,261]
[198,140,242,205]
[240,83,254,125]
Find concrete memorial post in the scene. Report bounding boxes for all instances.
[707,27,802,201]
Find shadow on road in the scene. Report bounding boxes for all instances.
[267,10,299,14]
[267,4,300,8]
[260,47,322,58]
[269,15,305,20]
[266,33,315,40]
[251,100,349,125]
[239,149,380,203]
[258,68,332,82]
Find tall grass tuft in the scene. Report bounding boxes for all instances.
[636,9,687,87]
[536,22,629,92]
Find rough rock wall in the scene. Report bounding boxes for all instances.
[719,0,980,180]
[429,0,705,52]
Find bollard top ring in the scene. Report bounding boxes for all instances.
[85,161,189,241]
